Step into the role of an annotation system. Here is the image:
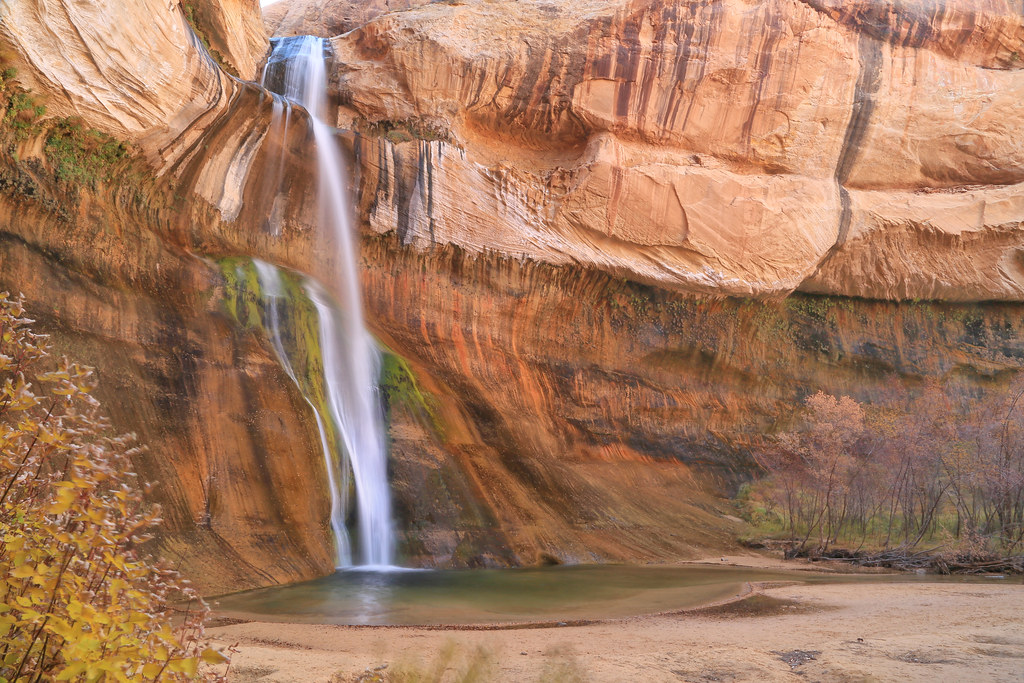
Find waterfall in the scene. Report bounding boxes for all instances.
[260,36,395,568]
[253,261,352,567]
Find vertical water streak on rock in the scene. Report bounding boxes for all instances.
[418,140,436,243]
[261,36,395,567]
[833,32,883,247]
[253,260,353,567]
[258,95,293,236]
[805,30,884,287]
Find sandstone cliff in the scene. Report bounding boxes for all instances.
[0,0,1023,592]
[0,0,343,593]
[188,0,270,80]
[321,0,1024,300]
[361,238,1024,567]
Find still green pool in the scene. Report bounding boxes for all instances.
[212,563,1019,626]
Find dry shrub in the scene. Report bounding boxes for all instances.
[0,293,228,681]
[748,380,1024,557]
[339,641,494,683]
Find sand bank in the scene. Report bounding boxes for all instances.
[209,562,1023,682]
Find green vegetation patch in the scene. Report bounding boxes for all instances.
[3,90,46,140]
[0,61,144,212]
[380,351,446,440]
[44,118,130,188]
[218,257,265,328]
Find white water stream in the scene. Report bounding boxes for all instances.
[259,36,395,568]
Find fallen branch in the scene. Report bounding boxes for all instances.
[766,542,1024,574]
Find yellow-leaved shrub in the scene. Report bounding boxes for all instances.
[0,293,228,681]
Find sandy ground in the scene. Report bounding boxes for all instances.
[208,559,1024,682]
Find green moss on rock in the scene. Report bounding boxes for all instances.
[44,118,130,189]
[380,351,446,440]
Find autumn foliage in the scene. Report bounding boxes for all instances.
[745,383,1024,560]
[0,293,227,681]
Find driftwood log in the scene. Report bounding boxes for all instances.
[743,539,1024,574]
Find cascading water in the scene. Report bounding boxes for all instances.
[253,261,352,567]
[260,36,395,568]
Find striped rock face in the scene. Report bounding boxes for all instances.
[5,0,1022,301]
[2,0,1024,593]
[323,0,1024,300]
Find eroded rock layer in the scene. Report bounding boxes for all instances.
[360,236,1024,566]
[0,156,336,594]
